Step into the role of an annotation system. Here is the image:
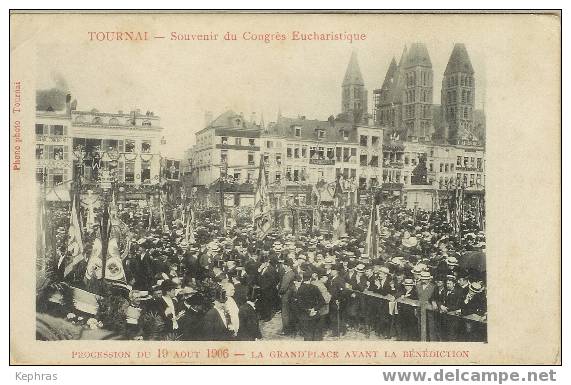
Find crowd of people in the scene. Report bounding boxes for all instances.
[40,197,487,342]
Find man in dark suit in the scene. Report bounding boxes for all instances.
[295,271,325,341]
[441,275,463,341]
[278,259,296,335]
[244,253,260,286]
[237,287,263,341]
[202,289,234,341]
[257,259,277,322]
[396,278,419,341]
[460,282,487,342]
[231,272,249,307]
[328,264,346,337]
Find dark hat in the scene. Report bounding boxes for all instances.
[160,279,178,292]
[302,270,313,281]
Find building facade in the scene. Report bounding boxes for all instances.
[186,52,384,208]
[36,93,164,200]
[186,46,485,210]
[190,111,262,206]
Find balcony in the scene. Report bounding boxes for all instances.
[383,160,404,168]
[456,165,483,172]
[309,158,335,166]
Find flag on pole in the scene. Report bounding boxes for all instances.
[159,193,166,228]
[85,208,127,283]
[313,208,321,229]
[36,194,47,275]
[83,190,97,232]
[312,183,321,206]
[365,195,380,260]
[60,193,85,277]
[333,175,344,208]
[185,206,196,243]
[253,155,272,240]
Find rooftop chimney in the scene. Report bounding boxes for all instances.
[65,93,72,115]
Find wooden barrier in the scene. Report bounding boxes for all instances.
[350,289,487,342]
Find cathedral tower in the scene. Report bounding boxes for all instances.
[440,43,475,144]
[341,51,368,124]
[400,42,434,141]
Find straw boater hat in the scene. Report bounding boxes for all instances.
[380,226,391,238]
[419,271,433,281]
[411,263,428,274]
[469,282,484,293]
[355,263,365,273]
[379,266,390,275]
[446,256,459,266]
[403,278,415,287]
[402,234,418,248]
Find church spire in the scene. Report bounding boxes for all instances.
[444,43,474,75]
[342,51,364,86]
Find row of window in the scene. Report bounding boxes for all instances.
[359,134,381,147]
[220,137,256,146]
[343,86,362,99]
[72,138,153,154]
[220,150,256,166]
[405,89,432,104]
[36,124,67,136]
[446,89,473,105]
[446,106,473,120]
[36,160,155,186]
[406,70,432,88]
[456,156,484,170]
[446,73,474,88]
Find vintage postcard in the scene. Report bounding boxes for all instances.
[9,11,561,365]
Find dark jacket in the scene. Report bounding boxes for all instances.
[460,292,487,317]
[237,302,262,341]
[295,282,325,320]
[202,307,233,341]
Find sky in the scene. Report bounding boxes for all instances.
[34,14,487,158]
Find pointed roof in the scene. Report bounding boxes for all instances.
[381,57,398,90]
[391,59,407,104]
[403,42,432,68]
[342,51,365,86]
[398,45,408,67]
[444,43,474,75]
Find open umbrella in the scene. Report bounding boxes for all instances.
[458,251,486,272]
